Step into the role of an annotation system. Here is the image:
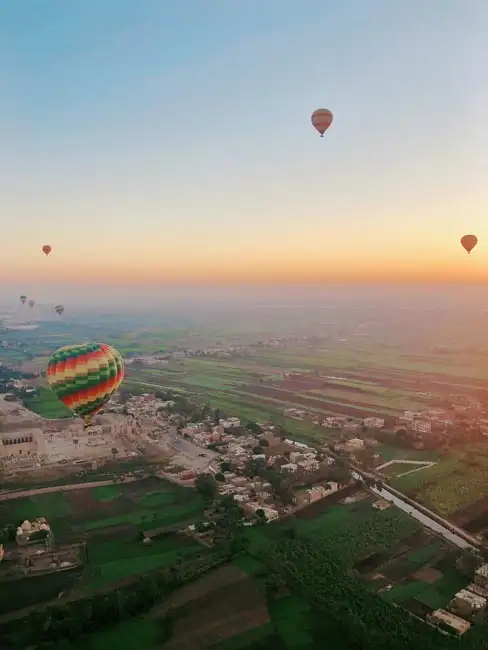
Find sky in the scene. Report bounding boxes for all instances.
[1,0,487,288]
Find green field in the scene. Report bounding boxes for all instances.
[391,444,488,517]
[0,477,208,613]
[22,386,73,418]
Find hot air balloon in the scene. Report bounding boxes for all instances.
[54,305,64,316]
[20,295,27,305]
[42,245,52,256]
[461,235,478,254]
[46,342,124,427]
[28,300,35,308]
[311,108,333,137]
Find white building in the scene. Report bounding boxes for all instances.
[474,563,488,589]
[260,507,279,521]
[363,417,384,429]
[298,459,319,472]
[344,438,364,450]
[323,416,346,428]
[427,609,471,636]
[412,420,432,434]
[281,463,299,473]
[450,589,487,616]
[220,417,240,428]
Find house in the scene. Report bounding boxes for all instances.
[450,589,487,617]
[474,563,488,589]
[220,417,240,429]
[426,609,471,636]
[412,420,432,434]
[323,416,346,428]
[344,438,364,450]
[16,518,53,548]
[259,507,279,521]
[297,459,319,472]
[363,417,384,429]
[281,463,299,473]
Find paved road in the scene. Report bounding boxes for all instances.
[352,468,480,549]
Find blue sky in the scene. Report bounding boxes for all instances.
[1,0,487,285]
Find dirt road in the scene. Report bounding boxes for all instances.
[0,477,140,502]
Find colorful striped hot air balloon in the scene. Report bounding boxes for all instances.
[46,342,124,427]
[42,244,52,256]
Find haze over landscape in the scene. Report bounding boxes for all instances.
[1,2,488,650]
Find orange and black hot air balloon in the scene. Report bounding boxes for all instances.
[42,245,52,256]
[461,235,478,254]
[311,109,333,137]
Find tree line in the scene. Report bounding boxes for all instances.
[255,536,488,650]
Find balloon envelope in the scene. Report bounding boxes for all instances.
[54,305,64,315]
[42,245,52,256]
[28,300,35,308]
[461,234,477,254]
[46,342,124,426]
[311,109,333,137]
[20,295,27,304]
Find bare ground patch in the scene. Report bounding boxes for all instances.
[151,564,248,617]
[64,490,130,519]
[162,575,269,650]
[413,567,443,584]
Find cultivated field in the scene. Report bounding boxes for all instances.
[393,444,488,522]
[4,480,476,650]
[124,344,488,427]
[0,478,207,615]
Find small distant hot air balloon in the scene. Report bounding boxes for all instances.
[20,295,27,305]
[42,245,52,256]
[461,235,478,254]
[311,108,333,137]
[54,305,64,316]
[28,300,35,308]
[46,342,124,427]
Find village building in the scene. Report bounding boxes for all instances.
[426,609,471,636]
[281,462,299,474]
[412,420,432,434]
[363,417,384,429]
[450,589,487,617]
[474,563,488,589]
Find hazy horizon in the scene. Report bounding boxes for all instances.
[2,282,488,314]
